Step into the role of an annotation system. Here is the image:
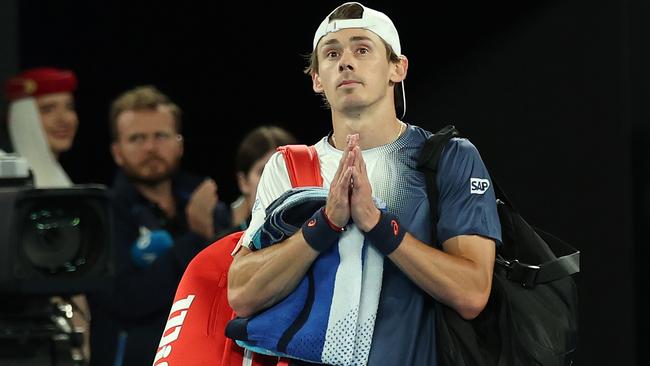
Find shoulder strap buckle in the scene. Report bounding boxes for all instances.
[504,259,541,288]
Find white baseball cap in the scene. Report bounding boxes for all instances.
[312,2,402,55]
[312,2,406,118]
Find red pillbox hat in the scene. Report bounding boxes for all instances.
[4,67,77,101]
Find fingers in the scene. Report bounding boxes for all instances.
[349,145,370,189]
[348,149,378,231]
[200,179,218,195]
[326,134,360,228]
[332,133,360,178]
[340,148,355,184]
[330,135,357,195]
[332,135,355,182]
[184,178,221,239]
[326,153,354,226]
[354,144,368,177]
[347,133,359,147]
[341,134,359,183]
[193,179,218,206]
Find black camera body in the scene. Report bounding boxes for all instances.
[0,153,114,364]
[0,184,114,294]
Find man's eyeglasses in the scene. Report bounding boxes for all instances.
[125,132,182,147]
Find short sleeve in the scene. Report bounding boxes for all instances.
[239,152,293,249]
[435,138,502,246]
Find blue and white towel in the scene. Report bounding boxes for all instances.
[225,187,386,366]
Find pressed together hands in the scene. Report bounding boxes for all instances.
[326,134,382,233]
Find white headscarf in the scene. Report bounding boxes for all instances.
[8,97,72,187]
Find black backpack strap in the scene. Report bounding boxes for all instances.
[416,124,459,245]
[501,244,580,288]
[417,124,580,288]
[533,228,580,282]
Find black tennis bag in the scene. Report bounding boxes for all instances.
[417,125,580,366]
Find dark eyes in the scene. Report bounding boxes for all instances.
[38,102,75,114]
[325,47,369,59]
[326,50,340,58]
[39,104,56,114]
[127,132,175,145]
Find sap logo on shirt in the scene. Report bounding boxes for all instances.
[470,178,490,194]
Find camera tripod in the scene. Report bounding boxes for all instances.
[0,295,86,366]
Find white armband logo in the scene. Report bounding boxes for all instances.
[470,178,490,194]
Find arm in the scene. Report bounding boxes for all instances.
[228,138,357,317]
[349,137,497,320]
[228,232,319,317]
[387,234,495,319]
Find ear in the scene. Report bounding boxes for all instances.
[312,72,324,93]
[390,55,409,84]
[236,171,250,195]
[110,142,124,167]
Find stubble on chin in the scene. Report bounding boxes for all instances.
[123,160,180,187]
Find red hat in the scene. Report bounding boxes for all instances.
[4,67,78,101]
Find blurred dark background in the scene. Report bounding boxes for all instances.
[1,0,646,364]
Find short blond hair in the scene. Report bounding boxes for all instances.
[109,85,182,141]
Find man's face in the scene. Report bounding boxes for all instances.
[111,106,183,185]
[311,28,397,114]
[35,92,78,157]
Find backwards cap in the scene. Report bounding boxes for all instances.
[4,67,77,101]
[312,2,406,118]
[312,2,401,55]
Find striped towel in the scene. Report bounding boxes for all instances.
[226,187,386,366]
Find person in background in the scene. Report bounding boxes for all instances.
[3,67,90,363]
[87,85,230,366]
[222,125,297,237]
[3,67,78,185]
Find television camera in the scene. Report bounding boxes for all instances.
[0,153,114,365]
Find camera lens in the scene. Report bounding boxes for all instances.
[22,209,84,274]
